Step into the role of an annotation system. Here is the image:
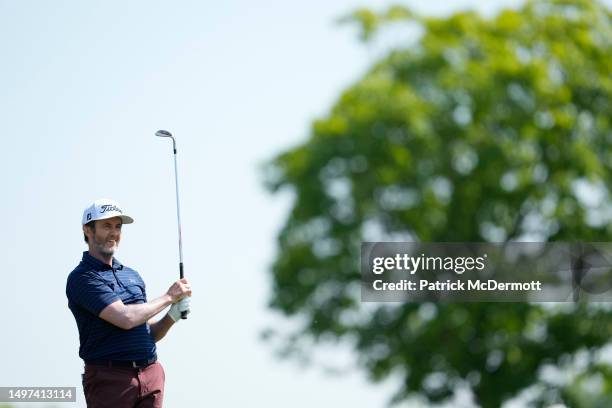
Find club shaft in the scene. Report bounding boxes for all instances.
[172,148,184,265]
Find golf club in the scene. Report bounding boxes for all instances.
[155,129,188,319]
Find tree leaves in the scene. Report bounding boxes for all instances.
[265,0,612,406]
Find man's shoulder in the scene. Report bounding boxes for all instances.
[66,262,89,299]
[67,262,84,281]
[66,261,102,289]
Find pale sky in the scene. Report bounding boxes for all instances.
[4,0,603,407]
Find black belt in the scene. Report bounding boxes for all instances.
[85,357,157,368]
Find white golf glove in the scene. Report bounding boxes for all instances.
[168,296,191,322]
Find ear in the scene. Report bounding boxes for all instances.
[83,223,93,238]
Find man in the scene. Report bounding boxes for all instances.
[66,198,192,408]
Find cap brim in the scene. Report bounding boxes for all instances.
[119,215,134,224]
[89,213,134,224]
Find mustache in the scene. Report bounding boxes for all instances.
[95,238,119,245]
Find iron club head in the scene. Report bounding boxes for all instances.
[155,129,177,152]
[155,130,173,138]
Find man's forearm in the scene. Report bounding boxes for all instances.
[148,314,175,342]
[123,294,173,329]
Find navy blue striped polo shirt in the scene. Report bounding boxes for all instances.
[66,251,157,361]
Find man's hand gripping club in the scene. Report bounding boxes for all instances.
[167,278,192,322]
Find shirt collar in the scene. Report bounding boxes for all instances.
[82,251,123,270]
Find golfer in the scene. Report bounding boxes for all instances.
[66,199,192,408]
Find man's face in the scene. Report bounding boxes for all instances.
[84,217,123,257]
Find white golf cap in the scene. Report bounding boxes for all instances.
[82,198,134,225]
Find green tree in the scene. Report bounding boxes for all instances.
[264,0,612,406]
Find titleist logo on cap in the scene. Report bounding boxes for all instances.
[100,205,122,213]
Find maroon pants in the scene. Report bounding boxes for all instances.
[82,362,165,408]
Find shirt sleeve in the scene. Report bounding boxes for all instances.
[67,272,120,316]
[141,278,148,302]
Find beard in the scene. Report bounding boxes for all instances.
[93,236,118,256]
